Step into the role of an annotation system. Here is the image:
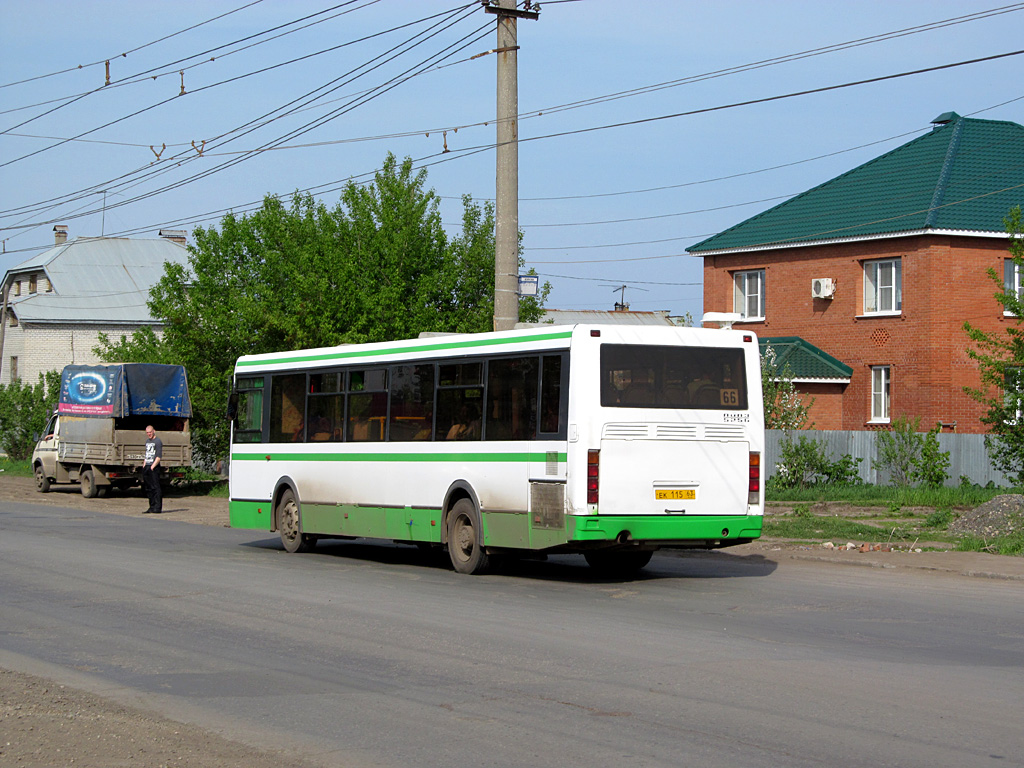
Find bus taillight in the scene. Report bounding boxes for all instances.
[587,450,600,505]
[749,452,761,504]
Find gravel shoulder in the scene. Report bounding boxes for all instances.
[2,475,1022,766]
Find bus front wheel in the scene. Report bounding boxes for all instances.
[447,499,490,575]
[277,489,316,554]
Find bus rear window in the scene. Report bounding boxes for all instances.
[600,344,747,410]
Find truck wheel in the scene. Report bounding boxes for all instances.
[34,464,51,493]
[81,469,98,499]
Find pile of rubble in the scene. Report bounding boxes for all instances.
[949,494,1024,539]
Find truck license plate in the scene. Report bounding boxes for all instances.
[655,489,696,500]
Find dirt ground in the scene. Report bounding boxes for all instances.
[1,475,1022,767]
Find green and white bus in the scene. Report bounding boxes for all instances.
[227,324,765,575]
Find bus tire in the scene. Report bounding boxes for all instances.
[34,463,51,493]
[584,549,654,577]
[447,498,490,575]
[277,488,316,554]
[81,469,98,499]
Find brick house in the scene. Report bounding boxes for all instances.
[0,227,190,386]
[688,112,1024,433]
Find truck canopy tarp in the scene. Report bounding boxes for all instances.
[58,364,192,418]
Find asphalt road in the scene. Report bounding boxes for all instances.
[1,500,1022,768]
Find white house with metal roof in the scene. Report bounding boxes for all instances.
[0,227,190,386]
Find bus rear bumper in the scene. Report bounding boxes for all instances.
[567,514,762,549]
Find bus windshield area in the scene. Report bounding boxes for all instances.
[600,344,748,409]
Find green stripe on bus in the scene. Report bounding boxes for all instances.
[231,451,566,463]
[236,330,574,368]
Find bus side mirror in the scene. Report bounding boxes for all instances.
[226,392,238,421]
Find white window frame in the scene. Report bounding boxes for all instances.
[863,258,901,315]
[733,269,765,321]
[1004,259,1024,316]
[870,365,890,423]
[1004,366,1024,423]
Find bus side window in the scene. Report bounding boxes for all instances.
[539,355,562,434]
[389,364,434,441]
[232,376,265,443]
[268,374,305,443]
[486,357,538,440]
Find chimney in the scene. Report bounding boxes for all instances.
[159,229,187,245]
[53,225,68,245]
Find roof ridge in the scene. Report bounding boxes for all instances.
[925,116,966,228]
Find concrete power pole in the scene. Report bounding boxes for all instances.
[485,0,538,331]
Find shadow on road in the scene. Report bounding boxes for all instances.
[237,537,779,583]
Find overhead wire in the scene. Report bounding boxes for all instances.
[0,4,484,222]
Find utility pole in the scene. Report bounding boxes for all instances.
[485,0,538,331]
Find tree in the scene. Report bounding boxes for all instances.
[0,370,61,460]
[964,207,1024,483]
[98,154,546,463]
[760,342,813,430]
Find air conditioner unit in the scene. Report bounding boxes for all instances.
[811,277,835,299]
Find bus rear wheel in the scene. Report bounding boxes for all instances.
[584,549,654,577]
[447,499,490,575]
[277,489,316,554]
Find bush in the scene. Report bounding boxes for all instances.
[0,371,60,460]
[770,433,862,490]
[872,415,951,487]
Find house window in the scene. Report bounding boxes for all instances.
[1005,259,1024,313]
[9,357,17,382]
[1005,367,1024,422]
[871,365,890,423]
[864,258,901,314]
[12,281,20,296]
[28,274,37,294]
[733,269,765,320]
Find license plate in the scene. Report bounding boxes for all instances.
[655,489,695,500]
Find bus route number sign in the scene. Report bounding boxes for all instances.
[655,489,696,500]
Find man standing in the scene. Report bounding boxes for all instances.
[143,425,163,514]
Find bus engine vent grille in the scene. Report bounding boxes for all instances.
[704,425,746,440]
[603,423,650,439]
[655,424,699,440]
[531,482,566,530]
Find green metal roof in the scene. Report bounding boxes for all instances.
[759,337,852,382]
[689,113,1024,254]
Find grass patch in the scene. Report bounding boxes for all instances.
[957,532,1024,556]
[767,482,1022,509]
[0,457,32,478]
[764,512,896,542]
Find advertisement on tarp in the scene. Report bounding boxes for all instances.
[57,364,192,418]
[58,365,123,417]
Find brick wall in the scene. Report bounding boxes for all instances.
[702,234,1010,433]
[1,322,157,386]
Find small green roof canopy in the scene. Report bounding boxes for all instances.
[759,337,852,382]
[689,113,1024,254]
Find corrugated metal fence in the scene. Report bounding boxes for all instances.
[765,429,1013,487]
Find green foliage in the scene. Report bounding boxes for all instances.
[768,433,862,490]
[964,206,1024,483]
[957,532,1024,556]
[0,370,61,460]
[925,508,954,528]
[764,513,889,542]
[917,424,952,486]
[0,456,33,477]
[96,154,545,464]
[760,343,813,430]
[872,415,951,487]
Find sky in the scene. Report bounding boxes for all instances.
[2,0,1023,324]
